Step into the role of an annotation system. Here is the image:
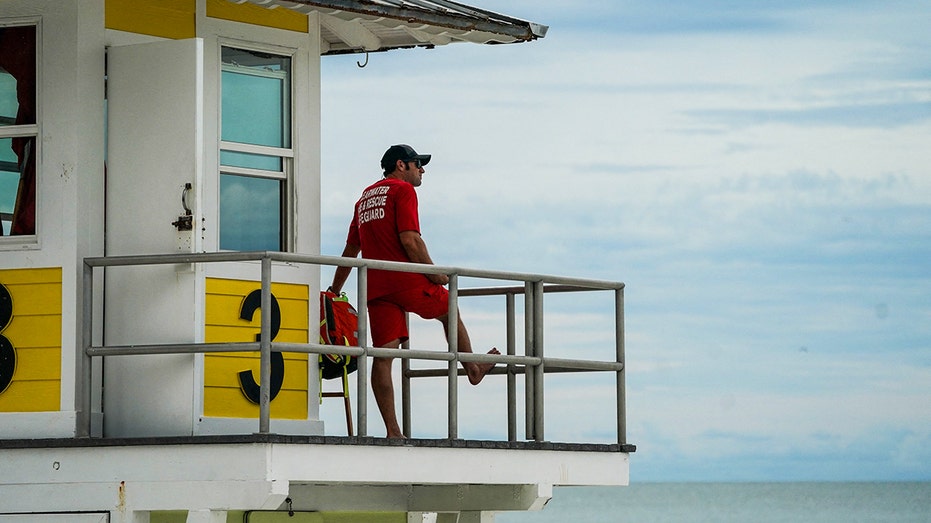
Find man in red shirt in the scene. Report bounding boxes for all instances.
[330,144,499,438]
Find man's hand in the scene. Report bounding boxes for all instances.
[427,273,450,286]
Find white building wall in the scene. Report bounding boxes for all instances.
[0,0,105,438]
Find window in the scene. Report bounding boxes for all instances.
[219,46,291,251]
[0,24,37,237]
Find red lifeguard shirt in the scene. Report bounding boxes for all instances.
[347,178,425,299]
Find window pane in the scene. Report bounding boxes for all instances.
[221,48,290,148]
[0,136,35,236]
[220,150,282,172]
[219,173,283,251]
[0,137,18,234]
[0,26,36,127]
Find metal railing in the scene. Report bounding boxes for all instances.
[80,251,626,446]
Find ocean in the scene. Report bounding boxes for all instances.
[495,482,931,522]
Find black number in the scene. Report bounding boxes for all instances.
[237,289,284,404]
[0,284,15,394]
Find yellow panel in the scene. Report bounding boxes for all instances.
[206,0,308,33]
[4,315,62,349]
[206,277,310,300]
[0,267,62,285]
[0,379,60,412]
[6,347,61,380]
[2,283,63,315]
[203,387,307,419]
[202,350,308,362]
[205,295,308,333]
[204,354,307,388]
[204,278,309,419]
[0,268,62,413]
[106,0,196,40]
[206,325,309,344]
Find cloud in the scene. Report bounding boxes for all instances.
[319,1,931,480]
[688,101,931,129]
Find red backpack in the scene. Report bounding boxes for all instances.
[319,290,359,379]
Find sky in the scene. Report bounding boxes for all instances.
[317,1,931,482]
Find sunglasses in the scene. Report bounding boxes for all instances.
[405,159,423,168]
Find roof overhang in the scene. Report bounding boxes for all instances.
[228,0,548,54]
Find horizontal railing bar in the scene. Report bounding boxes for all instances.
[86,342,616,370]
[86,341,369,359]
[544,357,625,372]
[457,352,541,366]
[85,251,624,291]
[270,342,365,357]
[276,252,625,290]
[459,284,608,297]
[408,357,620,373]
[406,364,615,379]
[406,367,508,379]
[369,347,455,361]
[84,251,267,267]
[86,342,260,356]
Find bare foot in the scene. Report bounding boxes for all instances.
[468,347,500,385]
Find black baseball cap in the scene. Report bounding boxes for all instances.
[381,144,431,171]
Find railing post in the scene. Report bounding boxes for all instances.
[401,314,411,438]
[523,281,534,440]
[616,286,626,446]
[447,273,459,439]
[532,281,544,442]
[258,256,272,434]
[506,292,516,442]
[356,266,369,437]
[79,261,94,438]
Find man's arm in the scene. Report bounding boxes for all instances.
[329,243,361,294]
[399,230,449,285]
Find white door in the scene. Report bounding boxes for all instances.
[103,39,204,437]
[107,38,204,255]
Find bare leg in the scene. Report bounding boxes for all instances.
[371,338,405,438]
[438,313,498,385]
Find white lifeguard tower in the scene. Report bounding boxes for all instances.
[0,1,633,522]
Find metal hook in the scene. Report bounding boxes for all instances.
[357,52,369,68]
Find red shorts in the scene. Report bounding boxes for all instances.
[368,282,449,347]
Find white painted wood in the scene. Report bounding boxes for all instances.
[107,38,204,257]
[273,444,628,487]
[0,442,626,513]
[0,515,108,523]
[104,38,206,437]
[0,0,106,439]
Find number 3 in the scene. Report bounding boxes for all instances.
[237,289,284,404]
[0,284,15,394]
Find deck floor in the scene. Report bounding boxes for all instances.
[0,433,636,453]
